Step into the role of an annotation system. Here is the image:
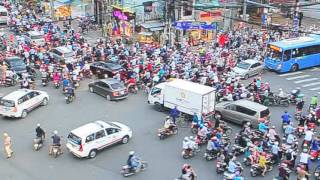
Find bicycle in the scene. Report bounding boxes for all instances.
[176,113,191,128]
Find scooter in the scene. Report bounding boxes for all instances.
[182,145,199,159]
[33,137,44,151]
[314,165,320,180]
[223,162,243,180]
[250,162,273,177]
[203,150,220,161]
[121,161,148,177]
[41,77,48,87]
[231,144,246,156]
[65,93,74,104]
[53,80,60,89]
[216,159,227,174]
[290,88,301,104]
[50,145,63,158]
[158,125,178,140]
[296,125,305,138]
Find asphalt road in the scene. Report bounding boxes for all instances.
[0,69,319,180]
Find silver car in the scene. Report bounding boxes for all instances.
[233,59,264,79]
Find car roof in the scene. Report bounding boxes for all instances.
[2,89,35,101]
[70,121,113,138]
[232,100,268,111]
[6,56,22,61]
[27,31,43,36]
[99,78,121,84]
[55,46,73,53]
[242,59,260,65]
[0,6,7,11]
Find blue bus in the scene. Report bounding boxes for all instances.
[264,35,320,73]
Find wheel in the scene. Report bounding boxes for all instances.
[106,95,111,101]
[183,154,189,159]
[141,161,148,170]
[54,151,58,158]
[21,110,27,118]
[244,74,249,80]
[121,136,129,144]
[283,101,289,107]
[159,134,165,140]
[250,171,257,177]
[155,103,164,112]
[89,86,94,93]
[88,149,97,159]
[191,127,198,134]
[41,98,48,106]
[291,64,299,72]
[172,128,178,135]
[205,155,212,161]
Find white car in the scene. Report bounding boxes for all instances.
[66,121,132,158]
[233,59,264,79]
[24,31,46,46]
[0,89,49,118]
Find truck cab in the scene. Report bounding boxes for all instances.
[148,83,165,105]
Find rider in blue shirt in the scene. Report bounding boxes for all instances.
[281,110,291,124]
[258,122,268,133]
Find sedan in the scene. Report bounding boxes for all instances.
[88,79,128,101]
[233,59,264,79]
[90,61,123,78]
[5,56,27,74]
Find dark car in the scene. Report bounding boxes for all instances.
[88,78,128,101]
[5,56,27,74]
[90,61,123,78]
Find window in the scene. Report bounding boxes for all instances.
[235,105,256,116]
[18,95,30,104]
[250,63,259,69]
[96,81,105,87]
[85,134,95,143]
[283,50,291,61]
[68,133,82,145]
[95,130,106,139]
[225,104,236,111]
[150,87,161,95]
[106,128,119,135]
[0,99,15,107]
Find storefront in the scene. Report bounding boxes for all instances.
[173,21,217,45]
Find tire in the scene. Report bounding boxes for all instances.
[155,103,164,112]
[41,98,48,106]
[141,161,148,170]
[183,154,189,159]
[283,101,289,107]
[106,95,111,101]
[250,171,257,177]
[121,136,129,144]
[244,74,249,80]
[291,64,299,72]
[54,151,58,158]
[88,149,97,159]
[159,134,165,140]
[205,155,212,161]
[172,128,178,135]
[21,110,27,118]
[191,127,198,134]
[89,86,94,93]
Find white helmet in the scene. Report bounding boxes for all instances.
[279,88,283,91]
[184,137,189,141]
[53,130,58,135]
[37,123,40,127]
[129,151,135,155]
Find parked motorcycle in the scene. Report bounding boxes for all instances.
[158,125,178,140]
[121,160,148,177]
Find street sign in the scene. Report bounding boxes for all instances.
[173,21,217,30]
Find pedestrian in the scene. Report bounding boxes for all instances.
[170,106,180,124]
[3,133,13,158]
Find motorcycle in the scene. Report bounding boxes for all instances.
[310,150,320,161]
[65,93,74,104]
[216,159,227,174]
[203,150,220,161]
[41,77,48,87]
[270,95,290,107]
[223,162,243,180]
[282,123,289,134]
[231,144,246,156]
[290,88,301,104]
[50,145,62,158]
[219,121,233,136]
[250,162,273,177]
[295,112,302,121]
[121,160,148,177]
[158,125,178,140]
[243,157,252,166]
[296,125,305,138]
[128,85,138,94]
[54,80,60,89]
[182,145,200,159]
[33,137,44,151]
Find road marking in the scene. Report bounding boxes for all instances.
[302,82,320,87]
[294,78,319,84]
[286,75,311,80]
[310,87,320,91]
[279,71,303,77]
[311,67,320,71]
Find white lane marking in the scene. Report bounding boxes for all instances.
[294,78,319,84]
[311,67,320,71]
[302,82,320,87]
[279,71,303,77]
[286,75,311,80]
[310,87,320,91]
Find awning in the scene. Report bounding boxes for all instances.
[140,21,164,29]
[150,27,164,31]
[111,5,134,14]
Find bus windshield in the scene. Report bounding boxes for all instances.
[267,45,282,61]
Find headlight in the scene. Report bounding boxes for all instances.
[250,169,254,172]
[276,64,282,70]
[315,172,319,176]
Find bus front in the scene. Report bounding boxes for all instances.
[264,44,285,73]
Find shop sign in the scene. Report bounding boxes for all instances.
[113,10,128,21]
[173,21,217,30]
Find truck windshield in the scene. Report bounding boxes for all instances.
[151,87,161,95]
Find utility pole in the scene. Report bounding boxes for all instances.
[242,0,247,21]
[50,0,54,20]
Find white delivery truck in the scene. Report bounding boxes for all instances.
[147,79,216,116]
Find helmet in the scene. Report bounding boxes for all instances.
[166,116,170,119]
[184,137,189,141]
[37,123,40,127]
[53,130,58,135]
[246,122,251,126]
[199,124,204,129]
[261,152,266,156]
[189,136,194,140]
[129,151,135,155]
[271,125,275,129]
[274,142,279,146]
[284,110,288,113]
[279,88,283,91]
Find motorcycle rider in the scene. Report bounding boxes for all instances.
[258,152,268,176]
[227,156,238,174]
[304,128,314,146]
[41,69,49,83]
[49,130,61,155]
[127,151,141,171]
[53,71,61,84]
[284,122,295,137]
[170,106,180,124]
[209,137,221,155]
[310,95,318,109]
[35,124,45,143]
[181,164,197,180]
[65,85,75,98]
[278,88,287,100]
[278,163,290,180]
[299,148,311,172]
[163,116,175,133]
[296,98,304,113]
[268,126,278,141]
[197,124,208,141]
[281,110,291,125]
[182,137,191,156]
[258,121,268,134]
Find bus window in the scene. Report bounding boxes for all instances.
[292,48,303,58]
[283,50,291,61]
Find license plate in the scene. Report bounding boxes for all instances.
[4,107,11,111]
[120,91,124,95]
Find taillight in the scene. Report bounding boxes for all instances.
[79,144,83,152]
[12,106,17,112]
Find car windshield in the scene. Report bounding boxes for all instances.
[105,122,121,129]
[236,62,251,69]
[64,52,73,58]
[105,63,121,70]
[0,12,7,16]
[0,99,15,107]
[7,59,24,66]
[260,108,270,118]
[67,133,82,145]
[110,83,123,89]
[31,35,43,40]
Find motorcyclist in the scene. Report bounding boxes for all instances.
[182,137,191,156]
[258,121,268,134]
[242,122,252,135]
[126,76,137,92]
[311,136,320,151]
[127,151,141,171]
[65,85,75,98]
[197,124,208,140]
[310,95,318,109]
[268,126,278,141]
[281,110,291,125]
[210,137,221,154]
[296,98,304,113]
[227,156,238,174]
[53,71,61,83]
[41,69,49,82]
[284,122,295,137]
[49,130,61,155]
[163,116,175,133]
[35,124,45,143]
[258,152,268,176]
[278,88,287,99]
